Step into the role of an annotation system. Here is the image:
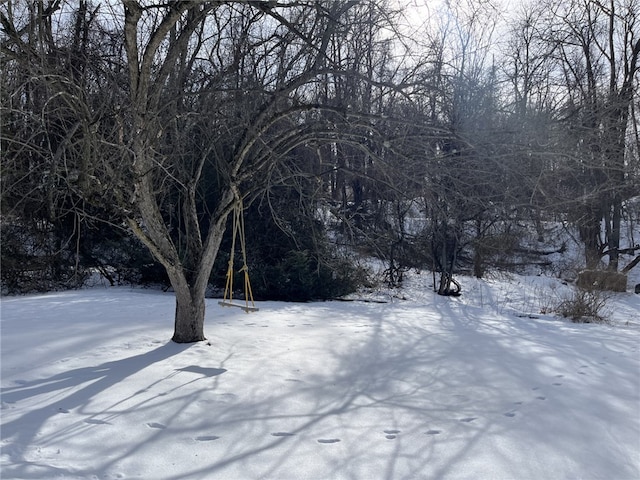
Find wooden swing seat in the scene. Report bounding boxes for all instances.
[218,300,259,313]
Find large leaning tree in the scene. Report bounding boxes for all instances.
[2,0,405,342]
[119,0,366,343]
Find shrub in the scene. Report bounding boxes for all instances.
[0,221,87,294]
[556,287,611,323]
[250,249,365,301]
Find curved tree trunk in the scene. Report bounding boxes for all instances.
[127,183,235,343]
[171,190,235,343]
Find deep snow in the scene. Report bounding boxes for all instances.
[1,272,639,480]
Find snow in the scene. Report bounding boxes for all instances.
[1,273,639,480]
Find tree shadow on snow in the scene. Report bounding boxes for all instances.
[172,299,637,480]
[0,341,198,479]
[2,298,636,480]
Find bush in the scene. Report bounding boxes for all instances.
[1,218,170,294]
[556,287,610,323]
[250,249,365,301]
[211,190,368,302]
[80,232,170,287]
[0,221,87,294]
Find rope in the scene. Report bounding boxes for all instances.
[219,198,258,312]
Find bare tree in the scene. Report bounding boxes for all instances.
[544,0,639,270]
[119,1,375,342]
[1,0,127,290]
[3,0,405,342]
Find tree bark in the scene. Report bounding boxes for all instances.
[172,286,206,343]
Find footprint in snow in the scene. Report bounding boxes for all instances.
[425,430,442,435]
[384,429,400,439]
[503,412,516,418]
[271,432,296,437]
[195,435,220,441]
[536,396,546,400]
[57,408,70,414]
[317,438,341,444]
[459,417,477,423]
[552,382,562,386]
[146,422,166,429]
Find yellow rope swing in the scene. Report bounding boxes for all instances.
[218,198,259,313]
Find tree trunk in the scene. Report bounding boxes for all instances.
[579,207,602,270]
[607,195,622,272]
[473,218,484,278]
[173,189,234,343]
[127,184,234,343]
[172,286,206,343]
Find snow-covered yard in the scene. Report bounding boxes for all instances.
[1,273,639,480]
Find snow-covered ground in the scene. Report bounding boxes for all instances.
[1,272,639,480]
